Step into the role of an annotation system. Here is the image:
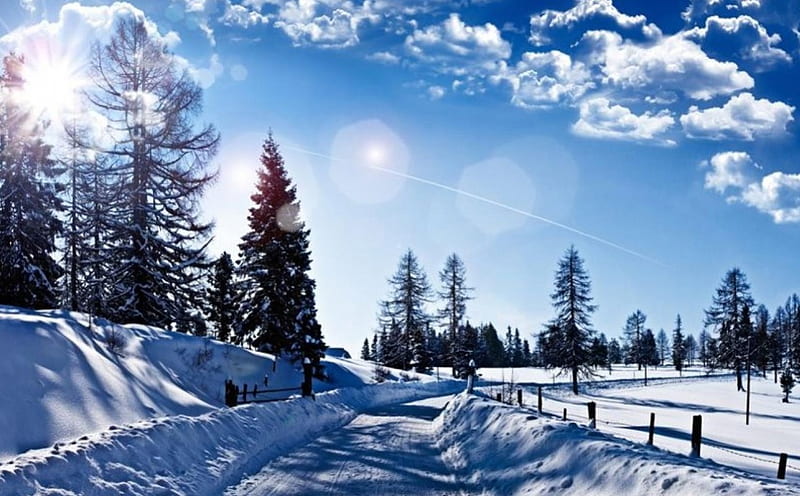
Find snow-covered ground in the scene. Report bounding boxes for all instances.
[511,374,800,484]
[0,305,438,460]
[437,392,800,495]
[478,364,725,385]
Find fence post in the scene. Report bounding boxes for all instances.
[647,412,655,445]
[691,415,702,456]
[496,392,502,402]
[538,386,542,414]
[302,358,313,397]
[587,401,596,422]
[253,384,258,398]
[242,383,248,402]
[778,453,788,480]
[563,408,567,420]
[517,389,523,406]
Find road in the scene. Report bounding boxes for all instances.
[224,395,468,496]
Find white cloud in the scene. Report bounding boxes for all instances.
[702,150,755,192]
[492,50,593,108]
[19,0,36,14]
[740,172,800,223]
[572,97,675,144]
[529,0,659,46]
[683,15,791,68]
[220,2,270,28]
[582,29,754,100]
[427,85,446,100]
[189,53,224,89]
[681,92,795,140]
[703,151,800,223]
[277,8,361,48]
[682,0,762,22]
[366,51,401,64]
[404,13,511,76]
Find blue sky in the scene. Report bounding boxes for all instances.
[2,0,799,355]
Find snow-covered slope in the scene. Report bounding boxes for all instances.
[0,305,436,459]
[436,393,799,495]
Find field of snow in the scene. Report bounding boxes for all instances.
[0,305,438,460]
[478,364,725,385]
[498,373,800,484]
[437,392,800,495]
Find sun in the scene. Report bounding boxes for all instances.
[18,56,85,123]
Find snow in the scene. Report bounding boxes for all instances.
[478,364,725,385]
[0,305,441,460]
[514,373,800,484]
[436,392,800,495]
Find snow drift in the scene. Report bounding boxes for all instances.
[0,305,439,460]
[436,393,799,495]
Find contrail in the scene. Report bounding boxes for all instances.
[282,144,663,266]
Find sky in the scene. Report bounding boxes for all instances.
[1,0,799,356]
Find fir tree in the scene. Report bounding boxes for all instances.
[656,329,670,366]
[85,18,219,327]
[206,252,236,342]
[437,253,472,374]
[548,245,596,394]
[780,368,795,403]
[481,323,505,367]
[769,307,787,383]
[0,54,63,309]
[623,310,647,370]
[684,334,697,367]
[379,249,432,370]
[642,329,659,366]
[672,314,686,371]
[371,333,379,363]
[236,133,325,364]
[607,338,622,365]
[704,268,754,391]
[753,305,770,377]
[361,338,371,361]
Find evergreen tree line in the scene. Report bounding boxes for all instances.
[0,18,324,363]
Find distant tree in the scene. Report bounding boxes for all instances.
[380,319,405,369]
[780,368,795,402]
[206,252,236,342]
[371,333,379,363]
[607,338,622,365]
[698,328,710,368]
[769,307,788,383]
[642,329,659,366]
[437,253,472,374]
[656,329,670,366]
[236,133,325,365]
[623,310,647,370]
[704,268,754,391]
[548,246,596,394]
[753,305,770,377]
[379,249,432,370]
[453,322,478,377]
[481,323,505,367]
[512,328,524,367]
[786,295,800,370]
[684,334,697,367]
[672,315,686,371]
[589,333,609,368]
[0,54,63,309]
[361,338,371,361]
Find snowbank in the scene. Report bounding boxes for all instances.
[435,393,799,495]
[0,305,439,460]
[0,380,462,495]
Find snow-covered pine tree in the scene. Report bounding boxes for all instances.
[85,18,219,328]
[206,252,236,342]
[0,54,63,309]
[704,267,754,391]
[623,310,647,370]
[672,314,686,371]
[548,245,596,394]
[236,133,325,364]
[379,249,432,370]
[437,253,472,375]
[656,329,670,366]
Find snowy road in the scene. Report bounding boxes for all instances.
[224,395,468,496]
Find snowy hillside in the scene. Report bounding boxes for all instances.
[0,305,438,460]
[436,393,800,495]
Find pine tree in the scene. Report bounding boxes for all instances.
[236,133,325,364]
[437,253,472,374]
[672,314,686,371]
[753,305,770,377]
[379,249,432,370]
[642,329,659,366]
[769,307,787,383]
[704,268,754,391]
[684,334,697,367]
[656,329,670,366]
[0,54,63,309]
[623,310,647,370]
[786,294,800,370]
[548,245,596,394]
[481,323,505,367]
[371,333,379,363]
[607,338,622,365]
[85,18,219,327]
[361,338,371,361]
[589,334,609,368]
[522,339,532,366]
[698,328,710,368]
[206,252,236,342]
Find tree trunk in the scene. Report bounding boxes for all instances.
[736,364,744,391]
[572,367,578,395]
